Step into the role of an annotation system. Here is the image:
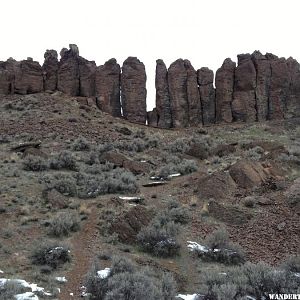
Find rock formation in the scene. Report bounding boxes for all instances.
[197,67,216,125]
[232,54,257,122]
[0,47,300,128]
[215,58,236,123]
[121,57,147,124]
[57,45,80,96]
[155,59,172,128]
[43,50,59,92]
[95,58,121,117]
[168,59,201,127]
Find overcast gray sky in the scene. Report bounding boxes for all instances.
[1,0,299,110]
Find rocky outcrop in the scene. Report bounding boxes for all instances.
[43,50,59,92]
[78,57,96,97]
[232,54,257,122]
[121,57,147,124]
[57,45,80,96]
[168,59,201,127]
[155,59,172,128]
[0,59,15,94]
[95,58,121,117]
[197,67,215,125]
[215,58,236,123]
[287,57,300,118]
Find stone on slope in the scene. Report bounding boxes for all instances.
[197,67,216,125]
[215,58,236,123]
[95,58,121,117]
[155,59,172,128]
[232,53,257,122]
[43,50,59,92]
[121,57,147,124]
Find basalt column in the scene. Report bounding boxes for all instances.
[121,57,147,124]
[95,58,121,117]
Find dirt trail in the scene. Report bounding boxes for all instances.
[60,208,99,300]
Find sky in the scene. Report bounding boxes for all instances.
[1,0,300,110]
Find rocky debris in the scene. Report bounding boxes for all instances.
[121,57,147,124]
[168,59,201,127]
[78,57,96,97]
[43,50,59,92]
[155,59,172,128]
[147,108,158,127]
[57,44,80,96]
[95,58,121,117]
[110,206,154,243]
[232,54,257,122]
[229,160,268,189]
[14,58,43,95]
[197,67,216,125]
[11,141,41,152]
[215,58,236,123]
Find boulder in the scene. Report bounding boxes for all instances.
[57,44,80,96]
[215,58,236,123]
[232,54,257,122]
[14,58,43,94]
[95,58,121,117]
[229,160,268,189]
[121,57,147,124]
[197,67,216,125]
[43,50,59,92]
[155,59,172,128]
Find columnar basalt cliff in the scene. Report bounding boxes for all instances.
[0,45,299,128]
[121,57,147,124]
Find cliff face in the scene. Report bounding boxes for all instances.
[0,46,299,127]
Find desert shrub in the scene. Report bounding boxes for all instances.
[137,220,180,257]
[168,206,191,224]
[84,162,114,174]
[196,228,245,265]
[51,174,78,196]
[134,128,146,139]
[166,138,190,153]
[72,137,91,151]
[23,155,49,171]
[85,256,176,300]
[0,280,29,300]
[281,255,300,273]
[49,150,78,171]
[243,196,256,208]
[145,135,160,148]
[48,211,81,237]
[31,240,71,269]
[245,146,264,161]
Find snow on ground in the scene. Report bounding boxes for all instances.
[0,270,3,274]
[97,268,111,279]
[14,292,39,300]
[118,196,143,201]
[55,276,67,283]
[176,294,199,300]
[187,241,209,253]
[168,173,181,178]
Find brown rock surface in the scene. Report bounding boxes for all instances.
[43,50,59,92]
[197,67,216,125]
[95,58,121,117]
[78,57,96,97]
[0,60,15,94]
[155,59,172,128]
[147,108,158,127]
[57,45,80,96]
[121,57,147,124]
[215,58,236,123]
[14,58,43,95]
[232,54,257,122]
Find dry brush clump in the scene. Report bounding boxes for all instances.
[85,256,177,300]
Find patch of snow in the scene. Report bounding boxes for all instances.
[0,270,3,274]
[168,173,181,178]
[118,196,142,201]
[219,272,227,276]
[70,292,74,296]
[128,203,137,207]
[245,296,256,300]
[140,160,147,163]
[187,241,209,253]
[294,272,300,278]
[15,292,39,300]
[55,276,67,283]
[97,268,111,279]
[176,294,199,300]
